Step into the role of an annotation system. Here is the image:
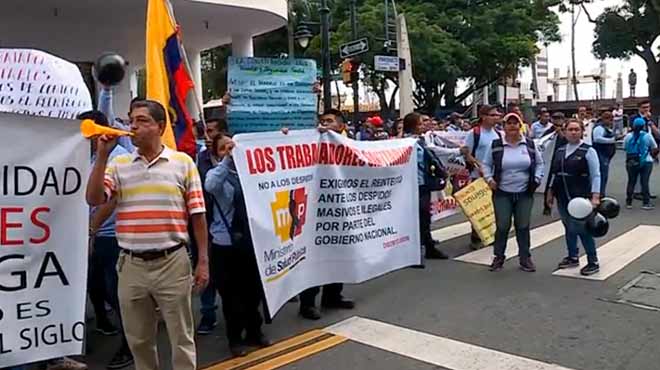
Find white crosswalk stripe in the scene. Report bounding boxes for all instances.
[453,221,565,266]
[553,225,660,281]
[431,221,472,243]
[326,317,577,370]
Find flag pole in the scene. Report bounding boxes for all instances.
[163,0,207,129]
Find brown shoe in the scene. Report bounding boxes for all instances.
[519,257,536,272]
[489,256,505,271]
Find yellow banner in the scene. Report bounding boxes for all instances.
[453,178,495,245]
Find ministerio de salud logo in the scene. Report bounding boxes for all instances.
[270,187,308,243]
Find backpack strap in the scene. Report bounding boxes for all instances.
[491,138,504,185]
[471,126,481,158]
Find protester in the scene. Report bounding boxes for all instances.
[613,103,625,136]
[392,118,404,138]
[577,105,594,144]
[195,118,227,335]
[404,112,449,266]
[546,119,602,276]
[447,112,463,132]
[299,109,356,320]
[204,132,272,357]
[79,110,134,369]
[624,118,658,210]
[86,100,209,370]
[462,105,502,249]
[630,100,659,138]
[531,109,552,139]
[508,103,529,136]
[483,113,544,272]
[592,111,617,196]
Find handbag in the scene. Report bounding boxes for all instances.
[626,153,641,168]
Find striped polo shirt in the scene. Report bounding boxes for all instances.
[103,146,206,251]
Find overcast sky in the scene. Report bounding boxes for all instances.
[541,0,651,100]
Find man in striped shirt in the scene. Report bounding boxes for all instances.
[86,100,209,370]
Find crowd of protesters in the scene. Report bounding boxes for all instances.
[7,91,659,370]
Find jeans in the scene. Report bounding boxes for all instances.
[627,162,653,204]
[199,286,218,324]
[598,154,611,196]
[419,186,433,258]
[557,201,598,264]
[492,191,533,259]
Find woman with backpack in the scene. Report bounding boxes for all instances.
[624,117,659,210]
[546,119,602,276]
[483,113,544,272]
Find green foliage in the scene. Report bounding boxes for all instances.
[199,0,561,114]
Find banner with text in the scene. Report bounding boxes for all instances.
[0,49,92,119]
[0,113,89,367]
[227,57,317,133]
[454,178,495,245]
[424,131,472,221]
[233,131,420,315]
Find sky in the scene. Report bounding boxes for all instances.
[540,0,651,100]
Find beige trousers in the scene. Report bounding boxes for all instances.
[117,247,196,370]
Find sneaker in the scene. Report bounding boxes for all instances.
[489,256,505,271]
[425,247,449,259]
[580,263,600,276]
[107,350,134,369]
[519,257,536,272]
[95,319,119,336]
[196,317,217,335]
[626,200,633,209]
[642,203,655,210]
[46,357,87,370]
[299,306,322,320]
[557,257,580,269]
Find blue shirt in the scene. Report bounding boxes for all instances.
[592,125,616,144]
[464,126,500,178]
[483,136,544,193]
[531,121,552,139]
[564,141,601,193]
[91,145,129,237]
[624,132,658,163]
[204,156,239,246]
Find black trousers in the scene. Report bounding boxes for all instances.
[419,186,433,249]
[300,283,344,308]
[210,243,263,344]
[88,236,129,352]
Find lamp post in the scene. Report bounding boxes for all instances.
[294,0,332,112]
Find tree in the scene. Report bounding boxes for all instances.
[580,0,660,112]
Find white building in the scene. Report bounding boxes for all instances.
[0,0,287,116]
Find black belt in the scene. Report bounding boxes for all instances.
[121,244,184,261]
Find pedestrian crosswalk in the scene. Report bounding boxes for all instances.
[326,317,577,370]
[437,221,660,281]
[453,221,565,265]
[553,225,660,280]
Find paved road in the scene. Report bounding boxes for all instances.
[77,151,660,370]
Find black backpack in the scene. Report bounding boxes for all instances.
[419,138,448,191]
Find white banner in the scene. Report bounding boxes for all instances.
[424,131,472,222]
[0,49,92,119]
[0,113,89,367]
[534,132,557,193]
[233,130,420,315]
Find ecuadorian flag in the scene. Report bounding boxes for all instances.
[146,0,196,157]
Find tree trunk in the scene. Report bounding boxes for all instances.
[571,4,580,101]
[648,62,660,118]
[442,79,457,108]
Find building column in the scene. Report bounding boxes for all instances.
[188,50,203,120]
[232,34,254,57]
[112,66,139,119]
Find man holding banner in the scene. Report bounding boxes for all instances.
[86,100,209,370]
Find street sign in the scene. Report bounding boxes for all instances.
[339,38,369,58]
[374,55,402,72]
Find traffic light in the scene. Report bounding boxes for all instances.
[341,58,360,84]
